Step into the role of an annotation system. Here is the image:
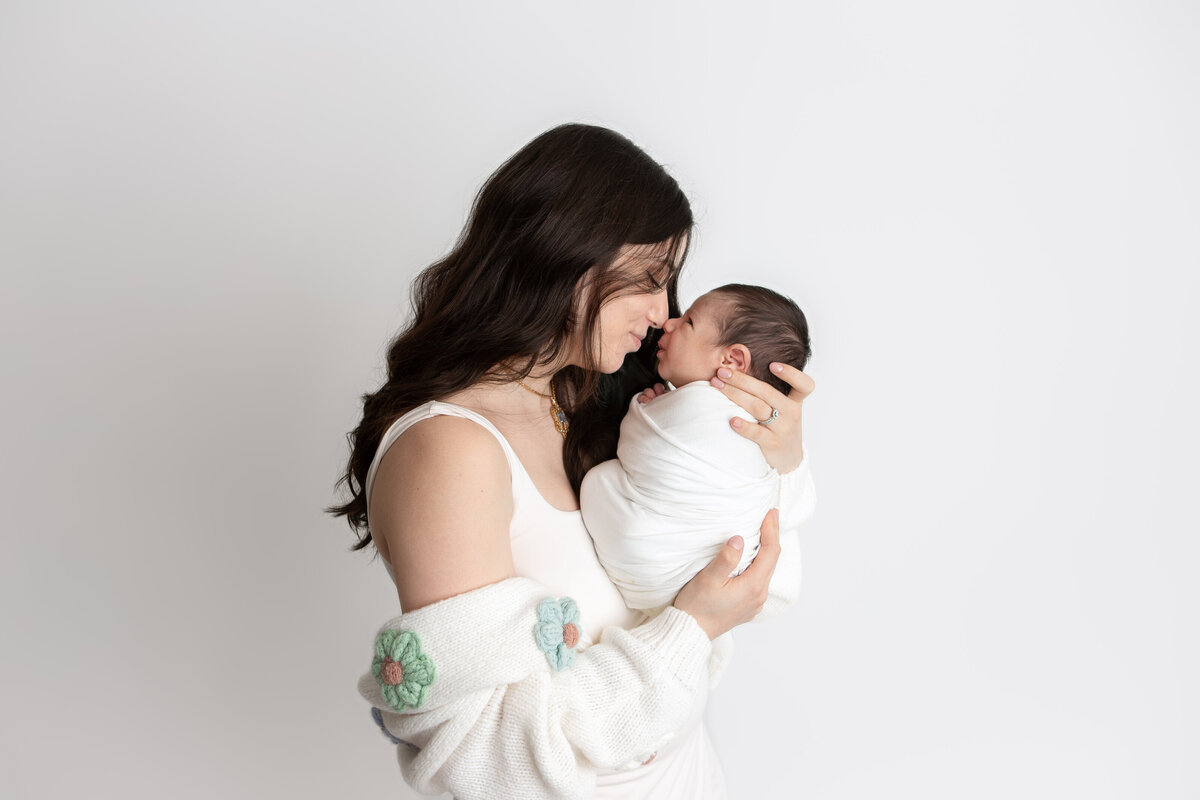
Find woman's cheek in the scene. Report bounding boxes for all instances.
[602,340,624,372]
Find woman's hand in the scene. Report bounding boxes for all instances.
[673,509,781,640]
[711,362,814,474]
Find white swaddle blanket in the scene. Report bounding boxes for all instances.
[581,381,780,612]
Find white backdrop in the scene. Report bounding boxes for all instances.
[2,2,1197,798]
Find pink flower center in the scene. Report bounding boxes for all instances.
[381,657,405,686]
[562,622,579,649]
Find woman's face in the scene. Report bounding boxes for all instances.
[585,243,676,373]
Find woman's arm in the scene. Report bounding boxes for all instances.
[369,415,517,610]
[365,418,778,799]
[363,580,712,800]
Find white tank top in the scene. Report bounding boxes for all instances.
[364,400,639,643]
[364,400,726,799]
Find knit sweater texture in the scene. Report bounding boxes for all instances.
[360,457,815,799]
[361,580,712,799]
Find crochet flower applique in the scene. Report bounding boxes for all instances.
[372,629,436,711]
[534,597,581,671]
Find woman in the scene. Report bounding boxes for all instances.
[331,124,815,799]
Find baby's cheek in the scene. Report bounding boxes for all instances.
[673,364,710,386]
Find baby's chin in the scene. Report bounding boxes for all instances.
[659,368,715,387]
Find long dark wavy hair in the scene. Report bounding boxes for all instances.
[329,124,693,551]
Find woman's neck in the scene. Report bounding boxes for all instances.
[442,366,554,425]
[494,356,568,398]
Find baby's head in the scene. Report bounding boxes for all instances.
[655,283,811,394]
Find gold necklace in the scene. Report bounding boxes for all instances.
[515,377,570,440]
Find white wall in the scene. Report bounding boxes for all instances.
[2,2,1196,797]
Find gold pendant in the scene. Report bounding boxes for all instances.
[549,382,569,440]
[513,373,569,440]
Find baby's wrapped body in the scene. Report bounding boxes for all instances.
[582,381,780,612]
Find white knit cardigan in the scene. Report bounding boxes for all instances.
[359,458,815,800]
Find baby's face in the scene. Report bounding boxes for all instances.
[655,292,729,386]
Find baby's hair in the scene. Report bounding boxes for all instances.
[709,283,811,395]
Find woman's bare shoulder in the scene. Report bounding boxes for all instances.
[371,415,517,611]
[380,412,511,469]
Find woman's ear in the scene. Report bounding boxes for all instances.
[719,344,752,374]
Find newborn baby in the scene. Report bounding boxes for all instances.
[581,283,812,612]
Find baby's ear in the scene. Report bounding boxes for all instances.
[720,344,752,374]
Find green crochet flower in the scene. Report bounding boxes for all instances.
[534,597,581,671]
[372,629,435,711]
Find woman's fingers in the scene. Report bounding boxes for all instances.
[712,375,776,421]
[741,509,781,581]
[738,510,781,615]
[696,535,745,585]
[712,367,790,413]
[674,517,782,639]
[715,363,813,473]
[769,362,816,401]
[728,415,773,445]
[714,364,815,413]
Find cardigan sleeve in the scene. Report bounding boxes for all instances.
[360,577,712,800]
[758,449,816,620]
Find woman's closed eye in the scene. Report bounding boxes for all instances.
[646,272,665,290]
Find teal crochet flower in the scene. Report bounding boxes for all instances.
[534,597,581,671]
[372,629,435,711]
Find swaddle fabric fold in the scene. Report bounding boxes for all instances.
[581,382,779,611]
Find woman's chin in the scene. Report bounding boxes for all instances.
[597,355,631,374]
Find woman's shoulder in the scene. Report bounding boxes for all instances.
[390,410,507,458]
[370,410,518,611]
[369,399,512,495]
[373,412,513,509]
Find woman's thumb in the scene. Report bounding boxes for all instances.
[711,535,743,572]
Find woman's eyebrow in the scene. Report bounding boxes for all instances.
[636,258,673,281]
[618,251,670,270]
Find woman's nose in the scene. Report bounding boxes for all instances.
[649,293,669,328]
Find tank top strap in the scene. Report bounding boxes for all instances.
[364,401,525,511]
